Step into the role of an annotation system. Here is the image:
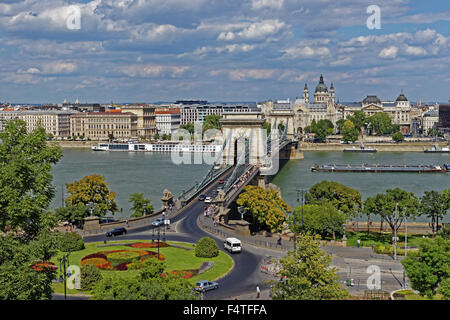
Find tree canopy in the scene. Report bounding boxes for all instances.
[341,120,359,143]
[65,174,119,218]
[237,186,290,233]
[129,193,154,218]
[420,190,449,235]
[292,203,346,239]
[402,236,450,299]
[202,115,222,133]
[272,232,349,300]
[364,188,420,233]
[0,119,62,240]
[305,181,362,218]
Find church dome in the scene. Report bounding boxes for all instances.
[363,95,381,105]
[315,74,328,93]
[396,93,408,102]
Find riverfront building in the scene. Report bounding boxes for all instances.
[0,110,76,138]
[155,108,181,135]
[70,112,138,140]
[121,104,157,138]
[439,104,450,133]
[178,102,259,125]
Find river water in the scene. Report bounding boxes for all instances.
[51,149,449,221]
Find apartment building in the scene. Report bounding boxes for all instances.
[0,110,76,138]
[70,112,137,140]
[121,104,157,138]
[155,108,181,135]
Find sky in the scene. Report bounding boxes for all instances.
[0,0,449,104]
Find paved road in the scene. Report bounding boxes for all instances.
[82,172,269,300]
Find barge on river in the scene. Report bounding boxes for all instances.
[92,142,222,153]
[311,163,449,173]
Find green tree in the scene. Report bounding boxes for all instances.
[420,190,449,235]
[129,193,154,218]
[402,236,450,299]
[65,174,119,218]
[364,188,419,235]
[202,115,222,133]
[54,205,87,225]
[195,237,219,258]
[59,231,85,252]
[81,264,103,291]
[346,111,367,135]
[310,119,334,142]
[306,181,362,219]
[237,186,290,233]
[92,260,197,300]
[336,119,346,134]
[341,120,359,143]
[367,112,396,136]
[392,131,405,142]
[154,133,160,141]
[0,119,63,240]
[272,232,349,300]
[179,122,195,135]
[293,203,346,239]
[0,234,57,300]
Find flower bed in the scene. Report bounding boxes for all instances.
[81,249,165,271]
[128,242,169,249]
[32,261,58,272]
[161,269,197,279]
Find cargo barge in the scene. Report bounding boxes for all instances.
[311,163,449,173]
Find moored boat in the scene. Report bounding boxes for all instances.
[424,144,450,153]
[343,143,377,153]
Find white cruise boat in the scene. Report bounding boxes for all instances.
[92,142,222,153]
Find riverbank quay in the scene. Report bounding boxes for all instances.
[301,141,449,152]
[51,140,449,152]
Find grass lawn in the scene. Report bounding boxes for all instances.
[346,231,427,248]
[51,240,233,295]
[393,290,439,300]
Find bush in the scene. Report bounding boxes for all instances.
[60,232,85,252]
[81,265,103,291]
[194,237,218,258]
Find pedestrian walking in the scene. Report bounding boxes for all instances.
[256,284,260,298]
[269,285,273,298]
[357,239,360,248]
[277,236,282,246]
[126,219,129,227]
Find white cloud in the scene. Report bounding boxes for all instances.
[283,45,330,59]
[120,64,189,78]
[330,56,352,66]
[251,0,284,10]
[40,62,77,74]
[217,19,287,41]
[404,45,427,56]
[379,46,398,59]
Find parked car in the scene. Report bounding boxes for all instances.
[199,194,207,201]
[195,280,219,292]
[152,218,165,226]
[106,227,127,237]
[204,197,212,203]
[223,237,242,253]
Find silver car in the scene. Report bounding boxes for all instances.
[195,280,219,292]
[152,218,165,226]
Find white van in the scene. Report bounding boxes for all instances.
[224,237,242,253]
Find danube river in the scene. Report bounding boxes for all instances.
[51,149,449,221]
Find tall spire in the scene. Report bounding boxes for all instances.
[319,74,324,84]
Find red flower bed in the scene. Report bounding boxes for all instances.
[161,270,197,279]
[128,242,169,249]
[32,261,58,272]
[81,249,165,271]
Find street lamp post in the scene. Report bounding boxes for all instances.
[238,206,246,221]
[58,252,71,301]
